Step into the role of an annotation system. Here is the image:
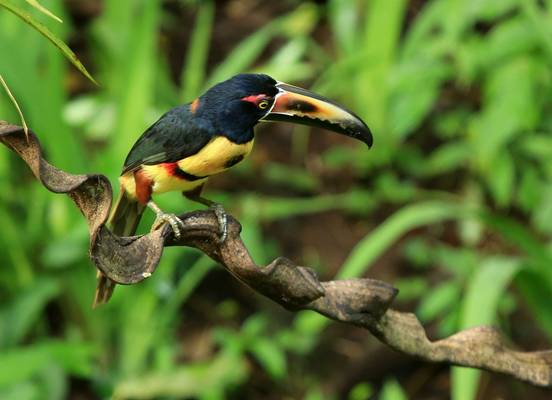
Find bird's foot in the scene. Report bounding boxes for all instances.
[211,203,228,243]
[148,201,184,238]
[151,212,185,238]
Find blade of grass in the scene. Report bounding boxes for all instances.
[293,200,474,340]
[101,0,161,174]
[339,200,471,278]
[0,6,85,172]
[0,279,60,347]
[205,25,275,87]
[180,0,214,101]
[236,190,377,221]
[515,270,552,339]
[358,0,408,137]
[380,378,408,400]
[25,0,62,23]
[451,257,521,400]
[0,0,96,84]
[480,212,552,283]
[0,74,28,140]
[159,255,214,330]
[328,0,359,56]
[0,340,96,386]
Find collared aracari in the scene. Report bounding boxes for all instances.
[94,73,372,307]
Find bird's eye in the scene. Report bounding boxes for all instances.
[258,100,269,110]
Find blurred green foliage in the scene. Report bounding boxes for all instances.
[1,0,552,399]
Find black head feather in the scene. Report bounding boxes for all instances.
[204,73,278,99]
[195,74,279,143]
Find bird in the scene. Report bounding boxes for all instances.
[93,73,372,307]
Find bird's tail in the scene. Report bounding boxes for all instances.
[93,188,145,308]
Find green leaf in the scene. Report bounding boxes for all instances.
[236,190,376,222]
[452,257,521,400]
[206,25,275,87]
[339,201,472,279]
[206,4,317,87]
[0,74,28,140]
[0,382,39,400]
[328,0,359,56]
[114,353,248,399]
[519,134,552,161]
[348,382,374,400]
[515,270,552,338]
[484,151,514,207]
[25,0,62,23]
[479,17,538,70]
[158,256,214,331]
[249,338,287,380]
[389,59,450,138]
[470,0,519,21]
[101,0,161,172]
[394,277,428,302]
[417,281,460,322]
[293,200,475,341]
[0,0,96,84]
[258,37,314,82]
[423,142,471,176]
[261,162,319,191]
[180,0,214,101]
[380,378,407,400]
[480,213,552,281]
[241,314,268,337]
[517,165,542,212]
[532,184,552,235]
[471,57,540,172]
[0,279,60,347]
[0,341,95,386]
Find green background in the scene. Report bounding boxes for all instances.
[1,0,552,399]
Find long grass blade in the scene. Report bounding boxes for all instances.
[0,74,28,140]
[451,257,521,400]
[0,0,97,84]
[293,200,474,338]
[25,0,62,23]
[339,200,471,278]
[180,0,214,101]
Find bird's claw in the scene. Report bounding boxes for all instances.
[151,212,184,238]
[212,203,228,243]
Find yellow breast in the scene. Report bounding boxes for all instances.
[120,136,254,198]
[120,168,207,198]
[177,136,254,177]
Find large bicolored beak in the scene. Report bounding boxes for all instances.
[260,82,373,147]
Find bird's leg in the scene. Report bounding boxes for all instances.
[147,200,184,238]
[184,188,227,243]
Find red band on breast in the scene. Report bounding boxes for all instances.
[134,169,153,205]
[162,162,177,175]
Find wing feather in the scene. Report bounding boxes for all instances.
[122,105,213,174]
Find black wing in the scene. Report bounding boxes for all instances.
[122,105,213,174]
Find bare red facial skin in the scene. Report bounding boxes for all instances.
[241,94,269,107]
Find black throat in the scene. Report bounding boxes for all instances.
[195,102,257,144]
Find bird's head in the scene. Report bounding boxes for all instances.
[194,73,372,147]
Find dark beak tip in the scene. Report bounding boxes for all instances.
[363,129,374,148]
[351,125,373,148]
